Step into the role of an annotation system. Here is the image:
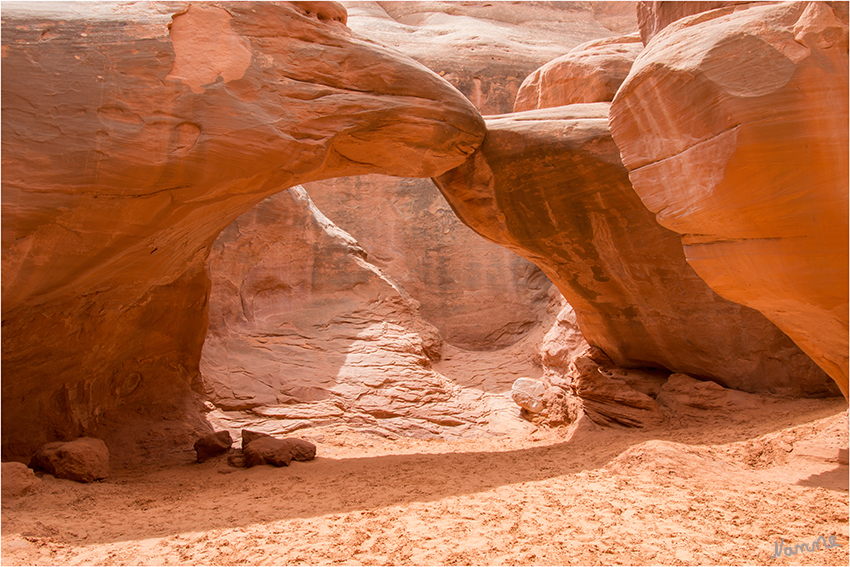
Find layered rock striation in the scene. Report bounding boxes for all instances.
[609,1,849,395]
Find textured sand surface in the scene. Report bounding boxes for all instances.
[2,399,847,566]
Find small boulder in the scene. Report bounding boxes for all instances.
[194,430,233,463]
[243,436,317,468]
[2,462,41,498]
[511,378,548,413]
[29,437,109,483]
[241,429,271,450]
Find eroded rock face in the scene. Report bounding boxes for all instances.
[201,187,531,438]
[514,34,644,110]
[1,1,485,460]
[304,175,551,350]
[609,1,849,396]
[434,104,837,396]
[300,2,640,350]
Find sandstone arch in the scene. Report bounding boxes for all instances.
[1,1,485,461]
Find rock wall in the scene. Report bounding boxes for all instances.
[202,186,536,438]
[609,1,849,396]
[434,104,837,397]
[1,1,485,461]
[299,1,641,350]
[303,175,551,350]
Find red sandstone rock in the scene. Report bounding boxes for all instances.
[635,1,755,44]
[656,373,764,417]
[193,431,233,463]
[28,437,109,483]
[301,2,639,350]
[434,104,837,397]
[514,34,643,110]
[243,436,317,468]
[568,349,666,428]
[1,462,42,498]
[1,1,485,461]
[609,1,849,396]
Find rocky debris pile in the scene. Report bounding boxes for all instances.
[194,431,233,463]
[1,462,42,498]
[509,377,579,427]
[28,437,109,483]
[195,430,319,469]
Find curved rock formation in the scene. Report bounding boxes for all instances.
[1,1,485,460]
[345,1,638,115]
[514,34,643,110]
[635,1,754,44]
[434,104,837,396]
[299,2,640,350]
[609,1,849,396]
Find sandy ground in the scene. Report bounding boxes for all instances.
[2,397,848,566]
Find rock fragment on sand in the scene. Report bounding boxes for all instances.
[511,378,547,413]
[29,437,109,483]
[243,432,317,468]
[194,431,233,463]
[2,462,42,498]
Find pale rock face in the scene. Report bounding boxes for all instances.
[609,1,849,396]
[201,187,532,439]
[303,175,552,350]
[343,1,639,114]
[1,1,485,461]
[511,378,548,413]
[514,34,644,110]
[434,104,837,397]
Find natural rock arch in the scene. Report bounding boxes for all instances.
[1,1,485,461]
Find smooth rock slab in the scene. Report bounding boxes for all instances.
[29,437,109,483]
[610,1,849,396]
[514,34,643,110]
